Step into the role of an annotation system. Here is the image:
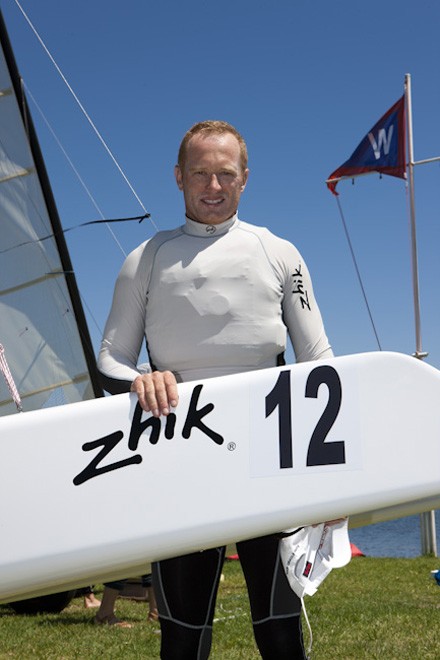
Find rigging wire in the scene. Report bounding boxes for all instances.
[0,344,23,412]
[0,214,149,256]
[25,85,131,259]
[334,195,382,351]
[12,0,159,233]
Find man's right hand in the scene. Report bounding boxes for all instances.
[130,370,178,417]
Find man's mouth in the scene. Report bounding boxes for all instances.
[202,198,223,206]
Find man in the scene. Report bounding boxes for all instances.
[98,120,333,658]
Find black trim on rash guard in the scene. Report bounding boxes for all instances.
[277,352,286,366]
[99,373,133,395]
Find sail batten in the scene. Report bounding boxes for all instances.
[0,166,33,183]
[0,371,91,407]
[0,271,70,297]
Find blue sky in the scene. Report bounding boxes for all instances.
[2,0,440,369]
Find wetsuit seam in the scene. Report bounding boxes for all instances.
[203,548,224,627]
[236,223,284,286]
[158,615,213,631]
[155,561,171,619]
[196,547,224,659]
[268,548,280,618]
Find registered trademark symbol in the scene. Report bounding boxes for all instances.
[227,442,236,451]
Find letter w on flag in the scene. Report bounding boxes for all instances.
[327,95,406,195]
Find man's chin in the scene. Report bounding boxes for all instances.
[191,212,230,225]
[195,205,239,225]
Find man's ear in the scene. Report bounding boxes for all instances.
[175,165,184,190]
[241,168,250,192]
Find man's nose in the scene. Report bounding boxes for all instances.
[207,173,222,190]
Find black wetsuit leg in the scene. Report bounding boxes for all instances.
[152,546,225,660]
[153,534,305,659]
[237,533,306,660]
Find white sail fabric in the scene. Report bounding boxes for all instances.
[0,39,97,415]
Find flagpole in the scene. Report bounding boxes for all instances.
[405,73,426,360]
[405,73,437,556]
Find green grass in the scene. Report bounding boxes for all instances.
[0,557,439,659]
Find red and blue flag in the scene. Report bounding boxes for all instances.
[327,95,406,195]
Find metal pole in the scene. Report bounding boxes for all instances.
[420,512,438,556]
[405,73,425,360]
[405,73,437,555]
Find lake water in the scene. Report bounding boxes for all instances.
[349,510,440,558]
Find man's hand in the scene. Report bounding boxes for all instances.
[130,370,178,417]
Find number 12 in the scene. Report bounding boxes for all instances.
[265,365,345,469]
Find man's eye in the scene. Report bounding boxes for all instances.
[219,171,235,181]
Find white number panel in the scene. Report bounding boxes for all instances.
[250,363,362,478]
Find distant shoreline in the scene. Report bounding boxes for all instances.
[349,511,440,558]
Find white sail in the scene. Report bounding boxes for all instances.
[0,12,102,416]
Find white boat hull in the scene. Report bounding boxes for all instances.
[1,351,439,601]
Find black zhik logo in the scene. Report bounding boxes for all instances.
[73,384,224,486]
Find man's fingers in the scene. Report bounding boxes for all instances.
[151,371,170,416]
[131,371,178,416]
[163,370,179,408]
[130,376,151,412]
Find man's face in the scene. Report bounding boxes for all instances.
[175,132,249,225]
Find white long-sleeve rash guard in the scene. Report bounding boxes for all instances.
[98,214,333,393]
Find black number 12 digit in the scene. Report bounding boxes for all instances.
[265,370,293,469]
[305,365,345,466]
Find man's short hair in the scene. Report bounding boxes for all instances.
[177,120,248,173]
